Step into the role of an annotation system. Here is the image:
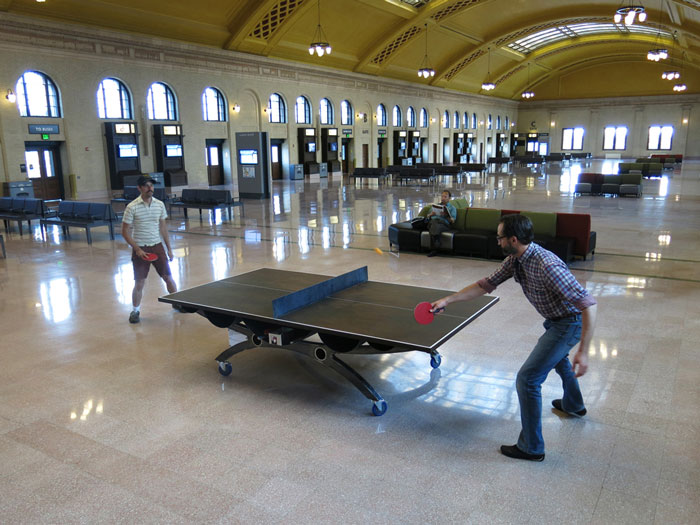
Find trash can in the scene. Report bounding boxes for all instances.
[319,163,328,178]
[7,180,35,198]
[290,164,305,180]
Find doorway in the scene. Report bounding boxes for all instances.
[432,143,437,164]
[341,138,353,174]
[24,143,63,200]
[362,144,369,169]
[377,138,385,168]
[270,140,284,180]
[205,139,224,186]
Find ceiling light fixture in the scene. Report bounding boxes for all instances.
[308,0,331,57]
[521,62,535,99]
[417,23,436,79]
[662,71,680,80]
[481,47,495,91]
[647,48,667,61]
[613,5,646,25]
[674,50,688,93]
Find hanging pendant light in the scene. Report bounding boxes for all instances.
[613,5,646,25]
[308,0,331,57]
[481,47,495,91]
[521,62,535,99]
[417,23,436,79]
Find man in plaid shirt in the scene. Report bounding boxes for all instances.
[431,214,597,461]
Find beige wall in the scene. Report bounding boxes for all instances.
[0,13,517,200]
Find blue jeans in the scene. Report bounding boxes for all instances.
[516,315,584,455]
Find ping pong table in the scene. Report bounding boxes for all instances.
[159,267,498,415]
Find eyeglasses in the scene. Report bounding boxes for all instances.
[496,235,508,241]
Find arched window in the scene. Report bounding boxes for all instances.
[202,87,226,122]
[472,113,477,129]
[268,93,287,123]
[463,112,469,129]
[488,114,493,130]
[320,98,334,125]
[97,78,131,119]
[392,105,402,127]
[497,115,501,130]
[15,71,61,117]
[443,110,449,129]
[295,96,312,124]
[376,104,387,126]
[340,100,353,125]
[147,82,177,120]
[406,106,416,127]
[505,116,510,130]
[420,108,428,128]
[453,111,460,129]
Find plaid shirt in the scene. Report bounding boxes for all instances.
[477,243,596,320]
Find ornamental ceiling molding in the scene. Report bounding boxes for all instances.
[0,13,515,108]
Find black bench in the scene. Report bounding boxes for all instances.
[169,189,242,220]
[392,168,436,186]
[458,163,487,173]
[487,157,511,164]
[349,168,389,183]
[40,201,118,244]
[0,233,5,258]
[0,197,47,236]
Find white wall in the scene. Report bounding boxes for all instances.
[517,96,698,158]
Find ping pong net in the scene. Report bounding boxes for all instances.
[272,266,368,318]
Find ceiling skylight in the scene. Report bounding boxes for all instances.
[508,23,672,54]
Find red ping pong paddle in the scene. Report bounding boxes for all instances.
[143,253,158,262]
[414,302,435,324]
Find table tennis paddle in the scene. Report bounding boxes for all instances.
[414,302,438,324]
[143,253,158,262]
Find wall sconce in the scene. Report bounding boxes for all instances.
[430,117,436,123]
[357,112,365,119]
[683,118,689,124]
[479,120,484,126]
[232,103,240,113]
[550,121,556,126]
[5,89,16,103]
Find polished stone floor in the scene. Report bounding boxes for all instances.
[1,159,699,523]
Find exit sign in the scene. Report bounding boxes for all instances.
[42,134,50,140]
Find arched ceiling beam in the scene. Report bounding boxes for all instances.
[354,0,492,74]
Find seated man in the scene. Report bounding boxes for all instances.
[427,190,456,257]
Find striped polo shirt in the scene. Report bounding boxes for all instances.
[122,195,168,247]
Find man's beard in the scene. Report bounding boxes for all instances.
[501,243,517,255]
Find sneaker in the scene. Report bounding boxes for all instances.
[552,399,587,417]
[128,310,140,324]
[500,444,544,462]
[427,250,438,257]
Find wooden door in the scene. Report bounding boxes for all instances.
[25,147,61,200]
[270,143,282,180]
[206,144,223,186]
[362,143,368,169]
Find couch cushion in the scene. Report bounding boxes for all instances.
[556,212,592,257]
[603,175,622,185]
[521,211,557,238]
[451,198,468,209]
[455,207,467,231]
[465,208,501,233]
[418,205,432,218]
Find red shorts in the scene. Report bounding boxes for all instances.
[132,243,171,281]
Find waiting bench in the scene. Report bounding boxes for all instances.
[349,168,389,183]
[0,197,47,236]
[40,201,118,244]
[169,189,242,220]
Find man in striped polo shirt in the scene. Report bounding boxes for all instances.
[121,176,178,324]
[431,214,597,461]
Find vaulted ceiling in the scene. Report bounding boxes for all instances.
[2,0,698,99]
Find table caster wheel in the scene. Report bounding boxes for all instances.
[372,399,387,416]
[218,361,232,376]
[430,354,442,369]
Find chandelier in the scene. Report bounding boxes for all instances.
[613,5,646,25]
[481,47,495,91]
[417,23,435,78]
[673,83,687,92]
[521,62,535,99]
[647,48,668,61]
[308,0,331,57]
[662,71,680,80]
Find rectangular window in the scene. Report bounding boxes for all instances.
[647,125,673,150]
[562,127,585,150]
[603,126,627,150]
